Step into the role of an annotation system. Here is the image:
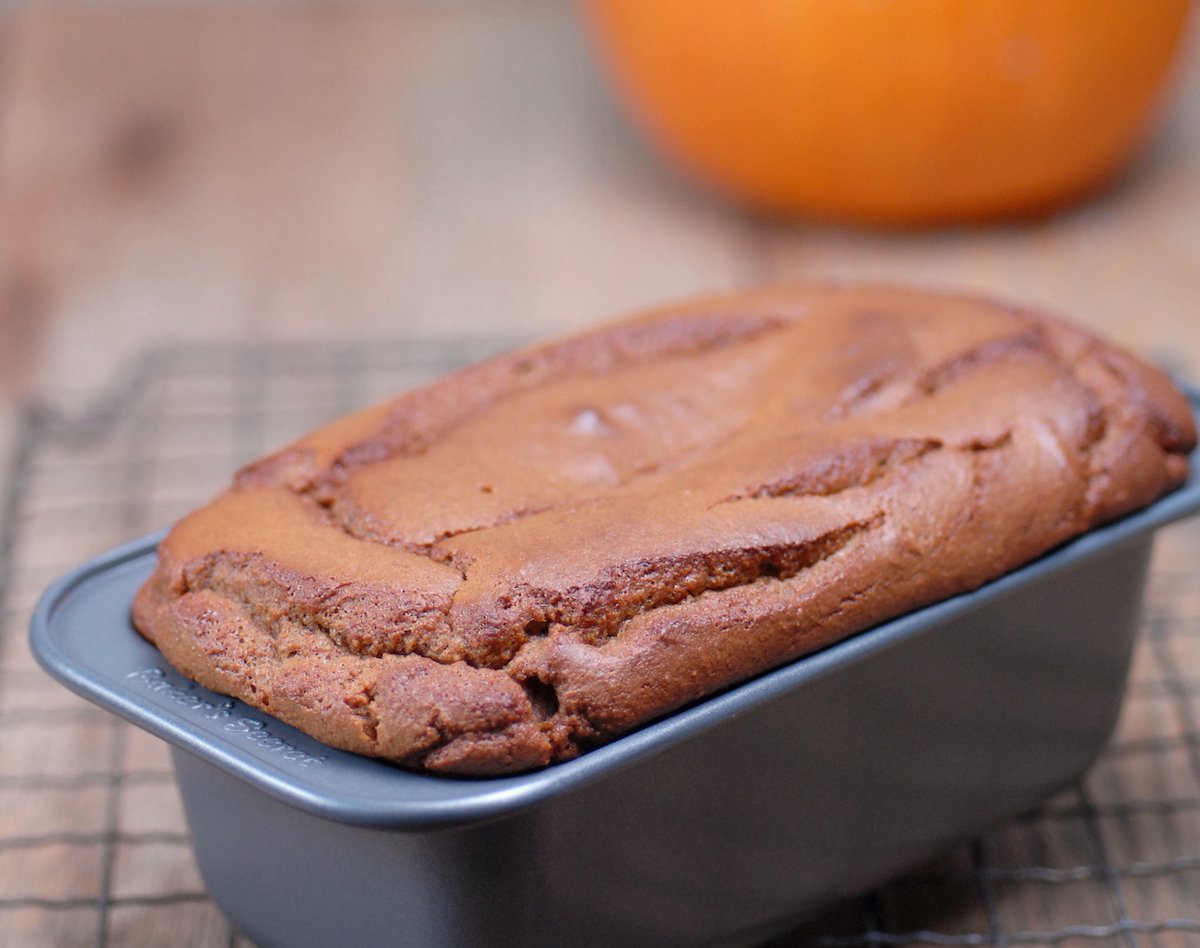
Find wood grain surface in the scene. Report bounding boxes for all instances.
[2,1,1196,408]
[0,3,1198,946]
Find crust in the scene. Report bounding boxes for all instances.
[132,285,1196,775]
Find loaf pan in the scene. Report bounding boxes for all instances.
[30,393,1200,948]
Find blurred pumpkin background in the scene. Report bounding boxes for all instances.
[0,1,1199,946]
[587,0,1192,224]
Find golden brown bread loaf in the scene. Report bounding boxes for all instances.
[132,285,1196,775]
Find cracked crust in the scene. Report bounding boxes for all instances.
[131,285,1196,775]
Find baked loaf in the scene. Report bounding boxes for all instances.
[133,286,1196,775]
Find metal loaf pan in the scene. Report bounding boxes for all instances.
[30,395,1200,948]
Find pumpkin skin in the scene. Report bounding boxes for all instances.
[586,0,1193,225]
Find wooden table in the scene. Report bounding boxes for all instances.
[3,2,1198,405]
[0,4,1198,946]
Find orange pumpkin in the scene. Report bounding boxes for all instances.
[585,0,1193,225]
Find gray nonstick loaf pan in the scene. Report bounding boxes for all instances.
[31,394,1200,948]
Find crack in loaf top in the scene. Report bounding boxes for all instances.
[132,285,1196,775]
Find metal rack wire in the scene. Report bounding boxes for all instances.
[1,340,1198,947]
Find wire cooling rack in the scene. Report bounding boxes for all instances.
[1,340,1198,948]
